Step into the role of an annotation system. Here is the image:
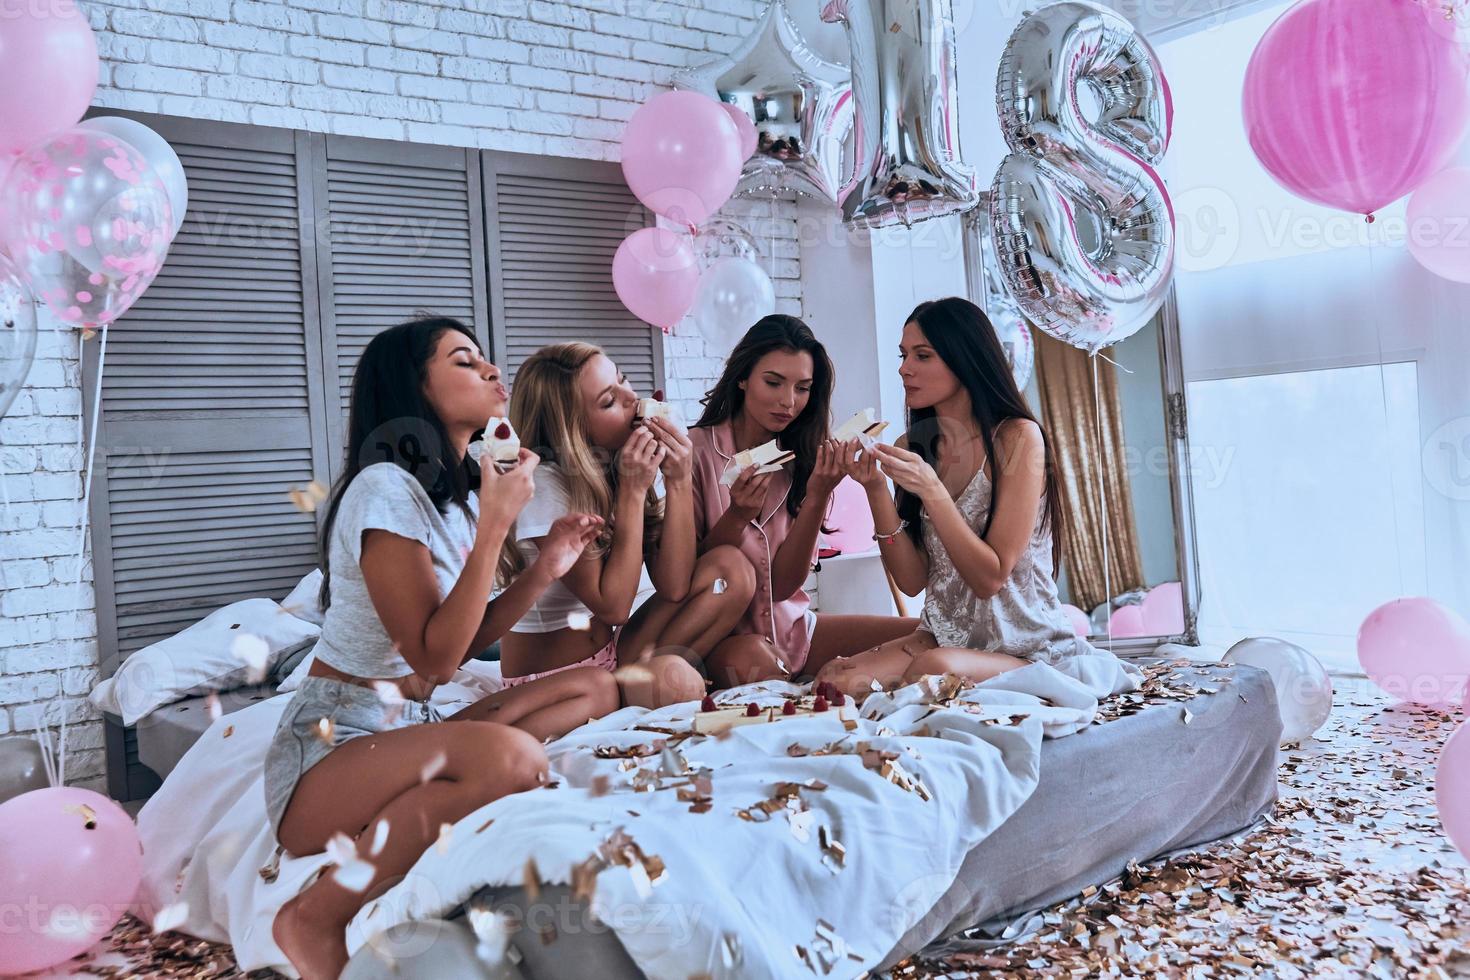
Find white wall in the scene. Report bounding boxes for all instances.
[0,0,799,790]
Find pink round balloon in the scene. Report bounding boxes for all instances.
[1357,597,1470,706]
[0,787,142,975]
[821,478,876,555]
[621,92,743,228]
[720,102,758,163]
[1140,581,1185,635]
[1407,167,1470,284]
[1242,0,1470,216]
[612,227,701,330]
[1438,720,1470,862]
[0,3,99,159]
[1061,604,1090,637]
[1108,604,1147,639]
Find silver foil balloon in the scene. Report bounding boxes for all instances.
[964,199,1034,389]
[990,1,1175,353]
[675,0,854,203]
[820,0,979,228]
[0,253,38,421]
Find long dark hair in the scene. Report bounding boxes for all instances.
[317,317,482,608]
[897,297,1062,576]
[696,314,835,520]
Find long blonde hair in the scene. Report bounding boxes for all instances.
[500,343,663,577]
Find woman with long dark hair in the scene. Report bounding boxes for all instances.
[815,297,1115,697]
[266,317,618,980]
[690,315,917,688]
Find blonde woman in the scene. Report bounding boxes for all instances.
[499,343,757,708]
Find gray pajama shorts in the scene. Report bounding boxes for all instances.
[263,675,443,845]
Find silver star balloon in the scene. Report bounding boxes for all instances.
[675,0,853,203]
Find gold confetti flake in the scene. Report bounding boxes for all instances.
[287,480,329,513]
[315,716,335,743]
[63,802,98,829]
[420,751,447,783]
[523,857,542,902]
[230,633,271,684]
[222,725,234,738]
[435,821,453,855]
[204,692,222,723]
[567,611,592,631]
[369,820,390,857]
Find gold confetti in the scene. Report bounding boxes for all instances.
[315,716,335,743]
[230,633,271,684]
[420,751,447,783]
[567,611,592,631]
[523,857,542,902]
[369,820,390,858]
[435,821,453,855]
[287,480,329,513]
[204,692,222,723]
[63,802,97,829]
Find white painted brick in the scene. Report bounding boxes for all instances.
[437,8,505,35]
[540,135,610,160]
[407,122,478,146]
[2,529,74,560]
[530,0,592,29]
[532,47,596,73]
[287,35,366,65]
[594,54,656,83]
[321,63,399,94]
[631,39,692,66]
[441,103,512,129]
[0,714,10,736]
[12,697,97,732]
[232,0,314,34]
[149,38,229,71]
[96,33,149,63]
[572,117,625,142]
[0,417,75,446]
[535,90,600,117]
[464,36,531,63]
[685,9,742,36]
[202,21,288,53]
[329,115,408,141]
[1,445,39,472]
[392,25,464,54]
[239,52,322,84]
[509,20,570,46]
[0,505,41,534]
[5,642,98,675]
[591,12,652,39]
[316,13,386,44]
[0,586,88,619]
[481,131,547,155]
[111,63,204,96]
[572,31,632,57]
[15,359,65,388]
[156,95,251,123]
[4,560,51,590]
[0,673,62,707]
[441,57,510,83]
[39,445,82,471]
[110,8,203,41]
[397,75,469,101]
[206,74,289,105]
[62,667,103,698]
[366,45,440,75]
[508,110,574,137]
[0,616,53,649]
[52,612,98,643]
[468,81,532,108]
[509,64,574,92]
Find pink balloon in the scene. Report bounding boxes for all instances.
[0,787,142,974]
[1438,720,1470,862]
[1140,581,1185,635]
[1407,167,1470,284]
[1,127,175,329]
[1242,0,1470,216]
[1357,597,1470,707]
[821,478,876,555]
[1108,604,1147,639]
[612,227,701,330]
[621,91,743,228]
[1061,604,1090,637]
[0,3,99,159]
[720,102,758,163]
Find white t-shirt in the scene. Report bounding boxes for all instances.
[511,464,654,633]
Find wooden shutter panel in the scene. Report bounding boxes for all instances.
[81,115,331,800]
[483,152,664,395]
[311,135,489,475]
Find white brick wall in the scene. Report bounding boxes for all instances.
[0,0,806,793]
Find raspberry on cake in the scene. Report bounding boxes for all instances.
[483,416,520,472]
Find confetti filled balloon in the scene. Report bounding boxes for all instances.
[0,787,142,974]
[0,737,49,806]
[1225,636,1334,745]
[0,127,174,329]
[79,116,189,237]
[0,253,38,420]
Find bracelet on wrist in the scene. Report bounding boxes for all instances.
[872,519,908,544]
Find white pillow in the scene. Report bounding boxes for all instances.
[89,598,319,725]
[281,569,325,626]
[276,642,316,693]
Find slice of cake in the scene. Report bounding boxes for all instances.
[719,438,796,487]
[690,696,851,735]
[635,389,677,425]
[833,407,889,447]
[483,417,520,472]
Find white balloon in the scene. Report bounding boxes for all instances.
[693,256,776,351]
[80,116,188,237]
[1224,637,1334,746]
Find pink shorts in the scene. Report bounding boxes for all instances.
[501,637,618,688]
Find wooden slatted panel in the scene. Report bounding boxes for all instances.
[318,140,486,427]
[486,159,663,397]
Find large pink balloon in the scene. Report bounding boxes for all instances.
[1061,604,1090,637]
[1439,720,1470,862]
[1407,167,1470,284]
[1,128,175,329]
[1108,604,1147,639]
[1242,0,1470,216]
[822,477,875,555]
[1140,581,1185,635]
[1357,597,1470,707]
[0,3,99,159]
[621,92,742,228]
[720,102,758,163]
[0,787,142,974]
[612,227,701,330]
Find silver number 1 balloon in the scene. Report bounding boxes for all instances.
[821,0,979,228]
[989,1,1175,353]
[675,0,854,203]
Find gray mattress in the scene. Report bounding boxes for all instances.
[134,683,278,780]
[352,661,1281,979]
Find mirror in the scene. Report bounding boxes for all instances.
[964,209,1200,650]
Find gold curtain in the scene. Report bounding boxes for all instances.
[1033,330,1146,611]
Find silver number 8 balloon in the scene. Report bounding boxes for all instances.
[989,1,1176,354]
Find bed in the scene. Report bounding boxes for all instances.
[132,654,1280,978]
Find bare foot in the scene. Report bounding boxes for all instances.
[273,891,349,980]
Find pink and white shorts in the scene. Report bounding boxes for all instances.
[501,637,618,688]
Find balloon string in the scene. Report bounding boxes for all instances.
[1092,353,1114,652]
[1092,348,1134,375]
[1365,232,1408,599]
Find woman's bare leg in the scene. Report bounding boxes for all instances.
[900,647,1028,687]
[616,653,706,709]
[705,634,787,689]
[813,629,938,700]
[618,545,756,666]
[448,666,619,740]
[272,722,547,980]
[801,615,921,680]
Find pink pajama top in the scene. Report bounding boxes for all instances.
[689,421,818,673]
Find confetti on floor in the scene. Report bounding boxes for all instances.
[48,675,1470,979]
